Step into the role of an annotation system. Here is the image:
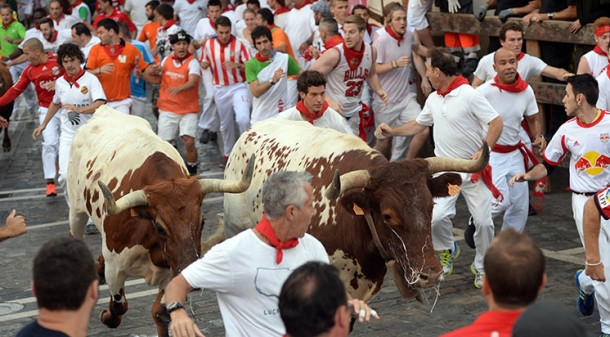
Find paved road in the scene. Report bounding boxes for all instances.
[0,113,603,336]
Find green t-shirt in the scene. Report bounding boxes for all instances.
[0,20,25,58]
[245,53,300,83]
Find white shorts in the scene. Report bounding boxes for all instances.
[107,98,133,114]
[157,110,198,140]
[407,0,433,30]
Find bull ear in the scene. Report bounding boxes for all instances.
[339,191,373,216]
[428,173,462,198]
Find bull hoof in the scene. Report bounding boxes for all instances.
[101,309,122,328]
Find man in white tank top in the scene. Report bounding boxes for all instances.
[310,15,388,141]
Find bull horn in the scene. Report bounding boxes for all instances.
[425,141,489,175]
[98,181,149,216]
[199,154,255,194]
[324,169,370,200]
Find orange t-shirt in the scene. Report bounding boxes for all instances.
[86,42,149,101]
[158,55,200,114]
[271,25,294,58]
[138,21,160,50]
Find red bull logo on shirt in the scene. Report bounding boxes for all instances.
[575,151,610,175]
[601,133,610,143]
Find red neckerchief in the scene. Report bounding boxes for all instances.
[255,50,275,62]
[2,18,12,29]
[255,214,298,264]
[358,103,373,142]
[102,43,124,59]
[171,52,192,63]
[471,165,503,201]
[186,0,195,4]
[221,4,235,13]
[296,99,329,124]
[491,73,528,93]
[436,75,469,97]
[269,24,277,33]
[161,18,177,31]
[295,0,312,10]
[71,0,83,8]
[594,45,608,56]
[47,30,58,43]
[274,6,290,15]
[50,13,65,27]
[516,51,525,60]
[385,26,403,46]
[63,68,86,88]
[323,35,343,50]
[209,19,215,30]
[343,41,365,70]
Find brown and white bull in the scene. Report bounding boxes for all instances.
[68,106,254,337]
[224,119,488,302]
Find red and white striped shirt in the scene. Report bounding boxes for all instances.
[201,35,250,86]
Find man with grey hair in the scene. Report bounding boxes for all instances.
[165,171,376,336]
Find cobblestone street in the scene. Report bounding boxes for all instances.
[0,112,602,337]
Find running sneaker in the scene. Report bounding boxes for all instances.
[470,263,484,289]
[439,241,460,276]
[576,269,594,316]
[46,183,57,197]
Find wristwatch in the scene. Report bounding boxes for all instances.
[166,301,185,314]
[269,79,276,85]
[548,12,554,20]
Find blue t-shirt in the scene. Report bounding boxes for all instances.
[130,40,154,98]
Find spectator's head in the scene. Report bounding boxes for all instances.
[318,17,339,42]
[351,4,369,23]
[311,0,331,25]
[32,237,98,312]
[483,229,545,309]
[246,0,260,11]
[564,74,599,116]
[169,30,192,58]
[0,4,12,24]
[342,15,365,49]
[38,17,56,42]
[296,70,328,115]
[262,171,314,239]
[22,38,45,65]
[499,21,524,56]
[256,8,273,26]
[215,16,233,44]
[97,0,112,13]
[145,0,160,21]
[512,301,587,337]
[156,3,173,21]
[57,42,85,75]
[207,0,222,21]
[280,261,350,337]
[251,25,273,57]
[329,0,348,24]
[593,17,610,52]
[96,18,119,45]
[49,0,64,20]
[71,22,92,48]
[427,47,459,83]
[382,2,405,35]
[243,8,257,30]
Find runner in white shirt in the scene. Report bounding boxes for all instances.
[172,0,205,35]
[48,0,80,30]
[510,74,610,336]
[577,17,610,77]
[246,26,301,123]
[32,43,106,191]
[192,0,222,144]
[311,15,388,140]
[284,0,316,68]
[376,47,503,289]
[71,22,101,62]
[276,70,352,135]
[372,4,429,162]
[476,47,545,234]
[472,21,571,88]
[123,0,149,34]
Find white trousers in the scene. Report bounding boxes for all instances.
[213,83,250,157]
[490,150,529,232]
[10,62,37,116]
[372,93,421,162]
[432,174,494,273]
[573,193,610,333]
[38,107,60,180]
[197,70,220,132]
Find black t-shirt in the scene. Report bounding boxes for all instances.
[16,321,70,337]
[540,0,576,14]
[495,0,531,14]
